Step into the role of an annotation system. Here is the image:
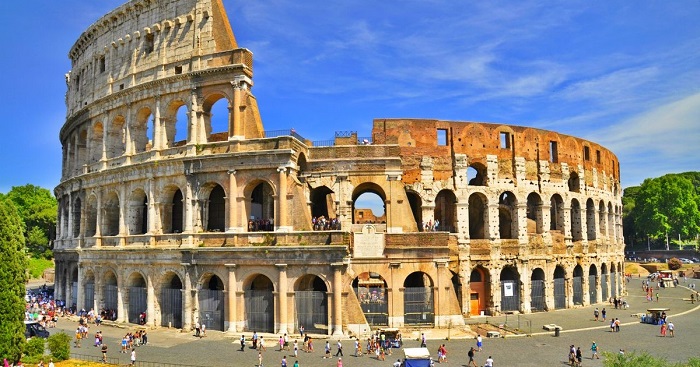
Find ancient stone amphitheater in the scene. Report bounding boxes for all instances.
[54,0,625,335]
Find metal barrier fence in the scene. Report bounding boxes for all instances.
[71,352,203,367]
[530,280,545,311]
[553,278,566,309]
[573,276,583,305]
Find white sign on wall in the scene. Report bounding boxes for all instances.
[503,282,514,297]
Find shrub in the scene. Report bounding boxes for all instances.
[25,337,46,358]
[47,332,71,361]
[667,258,682,270]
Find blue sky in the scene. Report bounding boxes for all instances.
[0,1,698,196]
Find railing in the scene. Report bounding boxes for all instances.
[263,129,306,142]
[71,352,202,367]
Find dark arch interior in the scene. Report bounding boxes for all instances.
[554,266,566,279]
[573,265,583,277]
[207,185,225,231]
[404,272,431,287]
[248,275,274,291]
[531,268,545,281]
[168,275,183,289]
[310,186,334,218]
[500,267,518,281]
[406,191,423,231]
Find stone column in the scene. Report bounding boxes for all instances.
[487,203,499,240]
[124,103,133,156]
[520,261,531,313]
[276,264,288,334]
[187,92,199,147]
[118,185,127,246]
[226,170,238,232]
[225,264,237,332]
[67,192,74,243]
[147,179,157,235]
[582,266,591,305]
[147,273,155,327]
[516,203,528,243]
[95,190,103,247]
[277,167,290,231]
[117,283,126,323]
[76,264,84,310]
[153,97,163,151]
[183,265,193,331]
[231,83,241,138]
[331,263,344,336]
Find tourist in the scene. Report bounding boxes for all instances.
[259,335,266,351]
[615,318,621,332]
[48,359,54,367]
[575,347,583,366]
[293,339,299,357]
[467,347,477,367]
[484,356,494,367]
[279,335,284,351]
[299,325,305,338]
[293,361,299,367]
[477,334,483,351]
[241,334,246,351]
[284,333,290,351]
[324,341,331,358]
[335,340,344,356]
[668,321,675,337]
[337,357,343,367]
[130,348,136,365]
[660,322,667,337]
[421,333,427,348]
[594,307,599,321]
[438,344,447,363]
[101,343,108,363]
[591,341,599,359]
[281,355,287,367]
[393,359,402,367]
[258,352,263,367]
[354,338,360,357]
[601,308,607,321]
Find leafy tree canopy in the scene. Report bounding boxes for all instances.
[5,184,57,259]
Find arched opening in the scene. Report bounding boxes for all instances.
[160,273,183,329]
[127,189,148,235]
[249,182,274,231]
[164,101,188,147]
[467,163,487,186]
[76,130,88,173]
[434,189,457,232]
[295,275,329,334]
[601,263,609,301]
[468,193,488,239]
[500,266,520,312]
[133,106,154,153]
[72,197,82,238]
[162,187,184,234]
[573,265,583,305]
[550,194,565,232]
[526,193,543,234]
[406,191,423,232]
[353,272,388,326]
[90,122,104,164]
[403,272,434,325]
[127,272,147,324]
[85,195,97,237]
[352,184,386,225]
[103,192,120,236]
[598,201,607,237]
[206,184,226,232]
[83,271,95,311]
[607,202,614,240]
[469,267,490,316]
[568,172,580,192]
[589,264,598,304]
[586,199,596,240]
[498,191,517,239]
[106,115,126,159]
[245,275,274,332]
[103,271,118,320]
[570,199,583,241]
[310,186,336,230]
[530,268,545,312]
[199,274,225,331]
[450,270,462,312]
[553,266,566,309]
[203,95,229,143]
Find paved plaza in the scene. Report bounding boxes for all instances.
[50,277,700,367]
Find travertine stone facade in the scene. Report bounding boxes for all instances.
[54,0,625,336]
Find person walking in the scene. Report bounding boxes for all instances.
[293,340,299,358]
[101,343,108,363]
[575,347,583,367]
[258,351,263,367]
[601,308,607,322]
[615,318,621,332]
[591,341,600,359]
[660,322,667,337]
[241,334,246,351]
[324,341,331,359]
[281,355,287,367]
[476,334,483,351]
[130,348,136,366]
[420,333,427,348]
[335,340,344,357]
[484,355,494,367]
[337,357,343,367]
[656,292,660,302]
[354,338,360,357]
[594,308,599,321]
[668,321,675,337]
[467,347,477,367]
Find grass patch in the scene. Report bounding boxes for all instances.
[27,257,54,279]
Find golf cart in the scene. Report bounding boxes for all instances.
[641,307,670,325]
[403,347,431,367]
[379,327,403,348]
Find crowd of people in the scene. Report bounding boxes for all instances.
[311,216,341,231]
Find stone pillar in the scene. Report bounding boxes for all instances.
[117,283,126,323]
[582,266,591,305]
[147,179,157,235]
[183,266,193,331]
[435,260,448,326]
[101,118,108,168]
[118,185,127,246]
[184,180,194,235]
[95,190,103,247]
[187,92,199,147]
[147,273,155,327]
[124,104,133,156]
[277,167,290,231]
[563,204,572,240]
[153,97,163,150]
[225,264,237,332]
[276,264,288,334]
[231,83,242,138]
[331,263,344,336]
[520,262,531,313]
[67,192,74,243]
[76,264,84,310]
[226,170,239,232]
[516,203,528,243]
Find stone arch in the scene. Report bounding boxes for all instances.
[598,200,607,237]
[160,271,183,328]
[246,180,275,231]
[201,93,230,143]
[297,153,308,175]
[568,171,581,192]
[83,270,95,311]
[163,98,189,147]
[202,183,226,232]
[500,266,520,312]
[467,162,487,186]
[353,272,389,326]
[550,194,565,232]
[310,186,335,227]
[85,194,98,237]
[405,190,423,232]
[351,182,386,224]
[468,192,488,239]
[102,191,120,236]
[103,269,119,319]
[589,264,598,303]
[161,185,184,234]
[526,192,543,234]
[586,198,596,240]
[294,274,329,334]
[607,202,614,240]
[553,265,566,309]
[403,271,434,325]
[133,105,154,153]
[498,191,517,239]
[76,129,88,171]
[199,273,225,331]
[90,122,104,164]
[530,268,546,312]
[106,115,126,159]
[469,266,490,316]
[127,188,148,235]
[244,274,275,332]
[573,264,584,305]
[570,199,583,241]
[126,271,147,324]
[434,189,457,232]
[72,196,82,238]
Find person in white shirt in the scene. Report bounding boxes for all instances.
[484,356,494,367]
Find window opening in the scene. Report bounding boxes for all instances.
[437,129,448,146]
[549,141,558,163]
[175,65,183,74]
[99,56,106,73]
[145,33,155,54]
[584,146,590,161]
[500,132,511,149]
[596,150,601,164]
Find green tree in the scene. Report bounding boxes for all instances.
[633,174,700,245]
[0,196,28,362]
[6,184,57,259]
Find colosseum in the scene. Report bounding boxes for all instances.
[53,0,625,336]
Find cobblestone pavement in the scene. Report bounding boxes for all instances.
[48,278,700,367]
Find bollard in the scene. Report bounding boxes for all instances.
[554,327,561,337]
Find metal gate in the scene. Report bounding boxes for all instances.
[160,288,182,329]
[354,287,388,326]
[245,290,274,332]
[588,275,597,303]
[530,280,545,311]
[601,274,609,301]
[104,284,118,313]
[573,276,583,305]
[500,281,519,312]
[199,289,224,331]
[611,273,617,298]
[554,278,566,309]
[84,283,95,311]
[404,287,434,325]
[295,291,328,334]
[128,287,147,324]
